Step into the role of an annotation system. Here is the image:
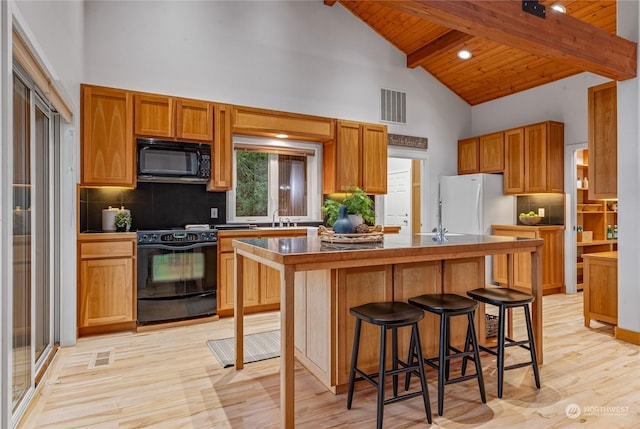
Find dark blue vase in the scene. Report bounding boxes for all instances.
[333,205,355,233]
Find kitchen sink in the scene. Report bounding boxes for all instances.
[416,232,465,236]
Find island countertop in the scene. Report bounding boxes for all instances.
[232,233,543,428]
[233,233,544,269]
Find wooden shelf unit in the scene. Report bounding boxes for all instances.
[575,149,618,290]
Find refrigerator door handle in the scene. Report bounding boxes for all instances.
[475,185,481,233]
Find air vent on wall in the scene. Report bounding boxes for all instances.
[380,88,407,125]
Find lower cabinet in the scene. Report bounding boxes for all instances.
[583,251,617,327]
[77,234,137,336]
[217,229,307,317]
[492,225,565,295]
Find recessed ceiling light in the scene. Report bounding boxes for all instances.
[457,49,472,60]
[275,134,289,139]
[551,4,566,13]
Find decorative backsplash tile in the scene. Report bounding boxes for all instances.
[516,194,565,225]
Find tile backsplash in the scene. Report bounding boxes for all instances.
[516,194,565,225]
[79,183,227,232]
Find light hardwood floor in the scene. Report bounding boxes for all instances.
[19,293,639,428]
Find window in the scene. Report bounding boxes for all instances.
[228,136,322,223]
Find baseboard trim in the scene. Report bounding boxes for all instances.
[615,326,640,345]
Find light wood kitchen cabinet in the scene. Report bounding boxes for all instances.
[583,251,617,327]
[458,133,504,175]
[208,103,233,191]
[492,225,565,295]
[504,128,525,193]
[134,94,174,138]
[176,98,214,141]
[81,85,135,187]
[77,233,137,336]
[217,228,307,316]
[135,94,215,142]
[323,120,388,194]
[457,137,479,174]
[588,81,617,200]
[504,121,564,194]
[232,105,335,141]
[479,132,504,173]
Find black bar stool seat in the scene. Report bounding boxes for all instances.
[406,293,486,416]
[466,287,541,398]
[347,302,432,428]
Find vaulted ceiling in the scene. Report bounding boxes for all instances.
[326,1,636,105]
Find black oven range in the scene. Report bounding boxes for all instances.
[136,228,217,325]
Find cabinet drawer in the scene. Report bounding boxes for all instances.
[80,240,134,259]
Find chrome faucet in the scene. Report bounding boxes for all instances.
[432,197,448,242]
[272,208,286,227]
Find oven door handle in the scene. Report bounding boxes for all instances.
[138,242,217,251]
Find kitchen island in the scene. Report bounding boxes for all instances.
[232,233,543,428]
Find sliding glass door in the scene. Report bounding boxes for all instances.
[11,65,57,422]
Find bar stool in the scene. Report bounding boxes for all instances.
[405,293,486,416]
[347,301,432,429]
[466,287,540,398]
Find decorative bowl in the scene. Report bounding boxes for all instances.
[519,215,542,226]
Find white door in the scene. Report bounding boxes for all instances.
[385,169,411,237]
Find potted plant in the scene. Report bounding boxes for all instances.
[321,187,375,227]
[114,211,132,232]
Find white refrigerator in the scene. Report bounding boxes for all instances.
[439,173,515,284]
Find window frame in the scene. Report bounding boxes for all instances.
[227,135,323,224]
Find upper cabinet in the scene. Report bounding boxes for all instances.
[457,137,479,174]
[323,120,388,194]
[176,99,214,141]
[588,82,617,200]
[504,121,564,194]
[134,94,214,142]
[457,132,504,175]
[208,103,233,191]
[81,85,135,187]
[134,94,174,138]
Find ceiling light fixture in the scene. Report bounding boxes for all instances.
[275,134,289,139]
[457,49,472,60]
[551,4,566,13]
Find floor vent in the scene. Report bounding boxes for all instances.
[89,350,114,368]
[380,88,407,125]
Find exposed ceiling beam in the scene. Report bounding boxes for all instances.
[407,30,474,68]
[324,1,337,6]
[378,0,637,81]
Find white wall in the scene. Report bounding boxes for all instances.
[84,0,470,230]
[471,72,610,144]
[616,0,640,334]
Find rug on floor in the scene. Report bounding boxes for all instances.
[207,330,280,368]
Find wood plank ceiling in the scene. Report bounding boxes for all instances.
[327,1,629,105]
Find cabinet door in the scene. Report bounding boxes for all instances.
[546,122,565,193]
[458,137,479,175]
[335,120,362,191]
[588,82,617,200]
[261,265,281,305]
[361,123,388,194]
[503,128,524,194]
[176,98,213,141]
[524,123,547,193]
[134,94,174,137]
[218,252,260,311]
[79,258,134,327]
[81,85,134,187]
[218,252,235,311]
[208,103,233,191]
[479,132,504,173]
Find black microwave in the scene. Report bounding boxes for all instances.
[137,138,211,184]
